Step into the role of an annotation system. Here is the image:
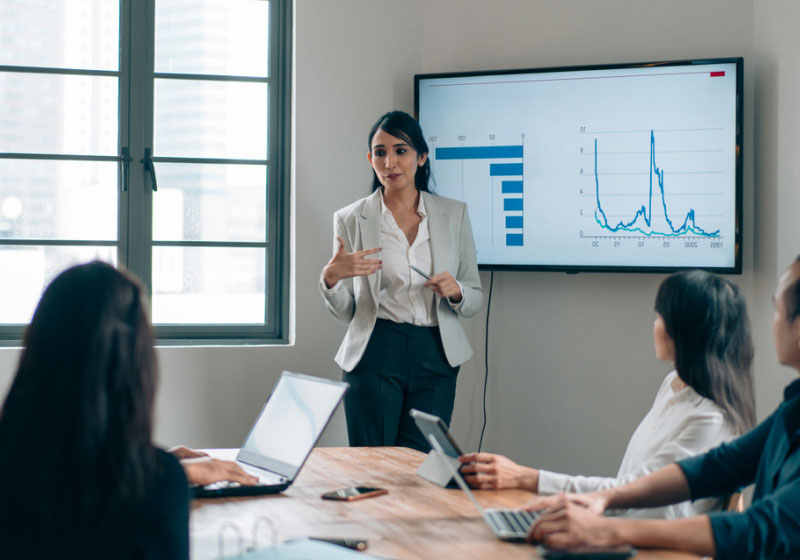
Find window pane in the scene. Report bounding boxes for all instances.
[152,246,265,324]
[153,163,265,242]
[154,79,267,159]
[0,0,119,71]
[0,246,116,324]
[0,160,117,240]
[0,72,118,155]
[155,0,268,77]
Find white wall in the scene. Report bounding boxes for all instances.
[0,0,798,482]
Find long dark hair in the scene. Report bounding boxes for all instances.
[786,255,800,321]
[0,261,158,553]
[368,110,432,192]
[654,270,755,434]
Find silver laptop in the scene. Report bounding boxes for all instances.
[192,371,348,498]
[412,410,539,541]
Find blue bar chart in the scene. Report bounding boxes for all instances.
[436,145,523,159]
[434,145,524,247]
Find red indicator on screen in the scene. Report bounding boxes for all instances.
[710,71,726,77]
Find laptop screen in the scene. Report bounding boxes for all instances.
[237,372,348,479]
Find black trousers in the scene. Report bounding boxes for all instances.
[343,318,460,453]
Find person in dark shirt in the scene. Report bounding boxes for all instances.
[0,261,189,559]
[525,256,800,560]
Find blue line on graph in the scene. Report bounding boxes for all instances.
[490,163,523,176]
[594,131,720,237]
[504,198,523,211]
[436,145,523,159]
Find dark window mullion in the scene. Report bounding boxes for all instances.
[152,241,268,248]
[266,0,292,338]
[118,0,133,272]
[124,0,155,297]
[153,72,268,83]
[152,157,268,166]
[0,154,120,162]
[0,240,117,247]
[0,65,119,77]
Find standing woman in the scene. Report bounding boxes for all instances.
[0,262,189,558]
[320,111,482,451]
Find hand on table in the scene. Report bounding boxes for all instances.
[458,452,538,490]
[181,457,259,486]
[168,445,209,460]
[526,494,619,549]
[522,490,608,516]
[323,236,382,288]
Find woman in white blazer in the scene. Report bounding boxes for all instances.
[320,111,482,451]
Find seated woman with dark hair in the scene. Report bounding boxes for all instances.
[0,261,189,559]
[460,269,756,519]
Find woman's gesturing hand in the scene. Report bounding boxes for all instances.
[323,236,382,288]
[425,271,462,302]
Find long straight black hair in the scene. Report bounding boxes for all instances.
[786,255,800,321]
[0,261,158,554]
[368,110,432,192]
[655,270,755,434]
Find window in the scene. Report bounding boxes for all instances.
[0,0,291,343]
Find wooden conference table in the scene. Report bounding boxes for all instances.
[191,447,702,560]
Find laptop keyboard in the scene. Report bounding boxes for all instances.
[486,508,538,536]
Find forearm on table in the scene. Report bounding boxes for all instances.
[602,464,691,510]
[611,515,715,557]
[514,466,540,491]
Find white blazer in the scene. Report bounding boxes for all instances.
[320,190,483,372]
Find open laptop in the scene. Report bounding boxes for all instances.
[192,371,348,498]
[411,409,540,541]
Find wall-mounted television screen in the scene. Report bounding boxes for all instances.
[415,58,742,273]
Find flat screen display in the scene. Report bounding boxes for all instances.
[415,58,742,272]
[241,372,347,469]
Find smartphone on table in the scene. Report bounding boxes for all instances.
[321,487,388,501]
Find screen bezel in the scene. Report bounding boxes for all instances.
[414,57,743,274]
[410,409,464,458]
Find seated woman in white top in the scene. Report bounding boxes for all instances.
[459,269,755,519]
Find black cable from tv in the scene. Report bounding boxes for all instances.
[478,270,494,452]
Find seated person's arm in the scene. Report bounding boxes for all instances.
[523,463,692,514]
[460,411,729,496]
[527,465,711,555]
[531,476,800,559]
[169,445,258,486]
[529,499,715,557]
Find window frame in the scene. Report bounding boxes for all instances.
[0,0,291,345]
